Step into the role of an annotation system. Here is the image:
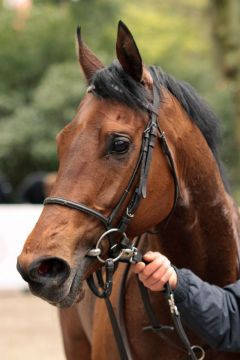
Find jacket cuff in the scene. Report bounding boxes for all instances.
[172,267,191,303]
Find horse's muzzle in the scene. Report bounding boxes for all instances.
[17,256,70,285]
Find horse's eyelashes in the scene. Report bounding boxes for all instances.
[108,135,131,155]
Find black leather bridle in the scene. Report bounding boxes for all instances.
[43,67,205,360]
[44,66,179,265]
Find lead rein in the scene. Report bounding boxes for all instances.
[130,248,205,360]
[87,241,204,360]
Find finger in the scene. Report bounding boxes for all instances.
[148,267,175,291]
[141,267,177,291]
[132,261,145,274]
[143,251,160,263]
[141,263,173,288]
[138,262,167,283]
[138,271,149,283]
[141,255,170,278]
[149,259,172,283]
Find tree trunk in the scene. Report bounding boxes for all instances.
[210,0,240,185]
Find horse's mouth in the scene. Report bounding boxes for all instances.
[27,255,99,308]
[58,267,86,308]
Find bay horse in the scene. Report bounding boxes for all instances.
[17,21,240,359]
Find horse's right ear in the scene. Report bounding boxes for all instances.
[116,21,143,82]
[76,26,104,84]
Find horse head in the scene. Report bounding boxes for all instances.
[17,22,176,307]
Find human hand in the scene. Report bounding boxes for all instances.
[132,251,177,291]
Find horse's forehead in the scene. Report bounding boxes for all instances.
[77,93,142,126]
[58,94,145,146]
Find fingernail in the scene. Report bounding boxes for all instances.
[145,251,152,257]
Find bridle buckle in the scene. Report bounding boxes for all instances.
[126,207,134,218]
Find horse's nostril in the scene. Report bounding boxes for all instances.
[36,258,67,278]
[38,261,51,276]
[28,257,71,286]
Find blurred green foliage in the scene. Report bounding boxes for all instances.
[0,0,239,203]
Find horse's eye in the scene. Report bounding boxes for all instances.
[111,136,130,154]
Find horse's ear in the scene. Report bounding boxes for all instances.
[116,21,143,82]
[76,26,104,84]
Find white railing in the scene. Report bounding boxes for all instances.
[0,204,42,290]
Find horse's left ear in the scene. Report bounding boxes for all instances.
[76,26,104,84]
[116,21,143,82]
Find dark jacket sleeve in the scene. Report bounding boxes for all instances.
[173,268,240,352]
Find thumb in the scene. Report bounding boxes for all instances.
[143,251,155,262]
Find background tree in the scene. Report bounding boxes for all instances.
[209,0,240,190]
[0,0,239,202]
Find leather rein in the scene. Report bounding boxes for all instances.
[44,68,205,360]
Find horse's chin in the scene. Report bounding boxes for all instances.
[57,286,85,308]
[56,269,86,308]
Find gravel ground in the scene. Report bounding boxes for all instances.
[0,290,65,360]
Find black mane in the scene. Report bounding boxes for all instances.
[91,62,228,189]
[91,61,150,111]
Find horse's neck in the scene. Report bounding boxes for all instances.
[154,157,240,286]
